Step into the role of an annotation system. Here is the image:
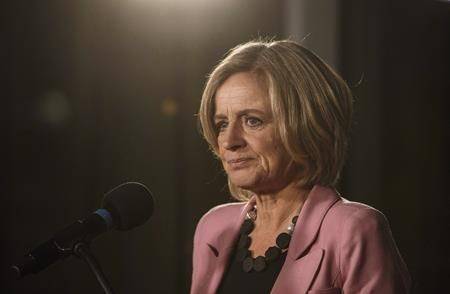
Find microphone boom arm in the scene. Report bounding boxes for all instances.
[73,242,115,294]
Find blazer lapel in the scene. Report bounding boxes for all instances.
[272,186,340,294]
[272,249,324,294]
[204,198,256,293]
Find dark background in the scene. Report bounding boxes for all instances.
[2,0,449,293]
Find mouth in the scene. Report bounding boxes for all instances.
[226,158,254,169]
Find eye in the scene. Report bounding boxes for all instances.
[215,120,228,132]
[245,116,263,128]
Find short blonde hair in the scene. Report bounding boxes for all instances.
[199,40,353,201]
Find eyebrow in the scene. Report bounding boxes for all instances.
[214,108,266,121]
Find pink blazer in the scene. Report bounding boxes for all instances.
[191,185,411,294]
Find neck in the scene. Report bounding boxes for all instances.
[253,182,309,231]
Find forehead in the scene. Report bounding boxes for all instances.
[214,72,270,115]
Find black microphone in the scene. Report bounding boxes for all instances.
[11,182,154,278]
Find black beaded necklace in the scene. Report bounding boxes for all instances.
[235,206,299,273]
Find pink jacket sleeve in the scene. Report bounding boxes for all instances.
[339,208,411,293]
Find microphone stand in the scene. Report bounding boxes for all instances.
[73,242,115,294]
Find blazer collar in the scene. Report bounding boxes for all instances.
[206,198,256,256]
[287,185,340,261]
[272,185,340,293]
[202,200,256,294]
[202,185,340,294]
[206,185,340,260]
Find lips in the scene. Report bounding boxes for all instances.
[226,157,254,169]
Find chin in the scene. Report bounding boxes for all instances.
[227,169,261,191]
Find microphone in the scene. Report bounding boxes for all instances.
[11,182,154,278]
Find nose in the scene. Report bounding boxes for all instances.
[220,122,246,151]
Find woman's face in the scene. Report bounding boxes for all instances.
[214,72,295,194]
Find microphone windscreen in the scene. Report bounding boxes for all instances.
[102,182,154,231]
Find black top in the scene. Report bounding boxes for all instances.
[217,247,287,294]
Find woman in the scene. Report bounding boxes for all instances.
[191,40,411,294]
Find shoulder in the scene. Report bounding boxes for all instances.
[322,197,391,243]
[326,199,411,291]
[198,201,246,225]
[194,202,246,237]
[319,197,400,272]
[327,197,388,228]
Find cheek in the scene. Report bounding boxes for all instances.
[217,148,231,170]
[253,138,279,169]
[218,150,226,165]
[217,138,230,162]
[261,139,288,170]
